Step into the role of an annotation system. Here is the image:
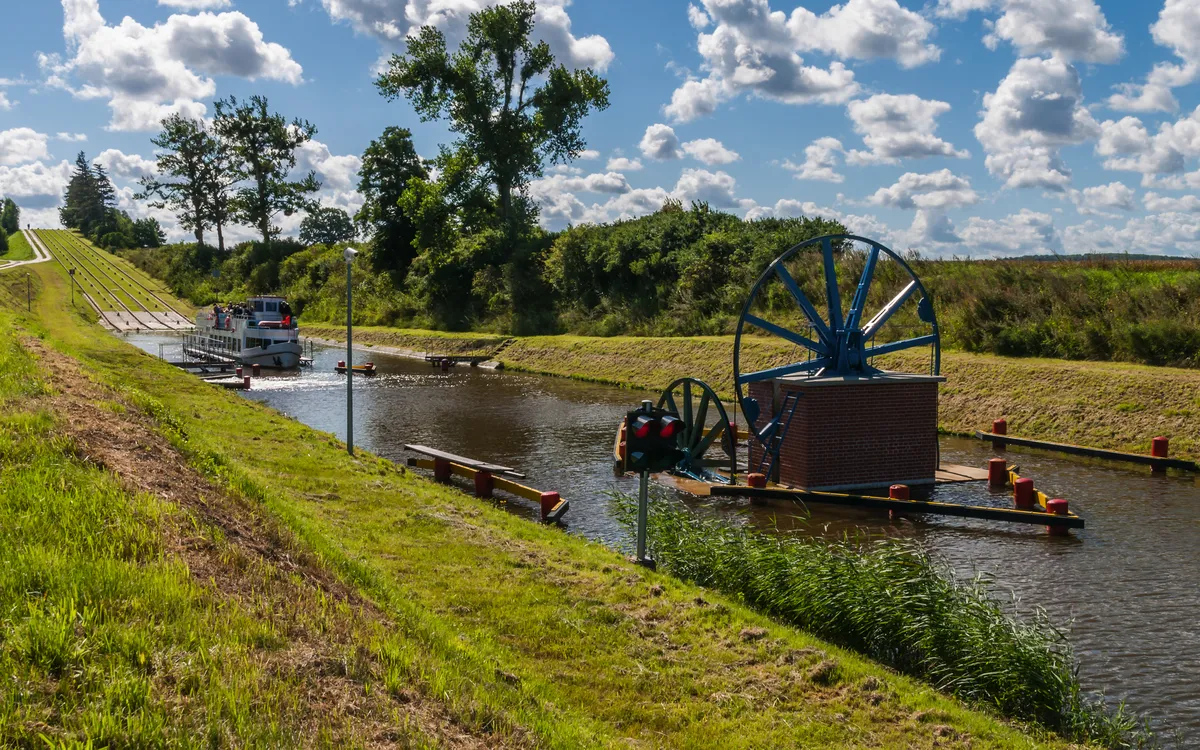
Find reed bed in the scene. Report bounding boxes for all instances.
[615,493,1155,748]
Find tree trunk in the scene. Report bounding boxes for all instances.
[195,227,204,246]
[217,222,225,254]
[260,217,271,248]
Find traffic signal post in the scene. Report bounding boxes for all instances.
[622,399,685,569]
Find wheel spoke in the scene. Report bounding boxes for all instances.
[861,280,917,339]
[774,264,832,345]
[693,392,710,447]
[695,424,724,457]
[744,314,827,354]
[821,237,844,333]
[845,246,878,332]
[862,334,938,359]
[664,391,679,415]
[737,358,829,384]
[682,380,693,444]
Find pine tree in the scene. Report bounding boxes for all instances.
[0,198,19,236]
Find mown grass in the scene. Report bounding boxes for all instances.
[616,493,1153,747]
[0,245,1101,747]
[302,323,509,357]
[0,230,34,263]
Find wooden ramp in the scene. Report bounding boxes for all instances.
[935,463,991,483]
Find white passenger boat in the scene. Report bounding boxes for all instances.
[185,295,302,369]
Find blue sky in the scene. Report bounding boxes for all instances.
[2,0,1200,256]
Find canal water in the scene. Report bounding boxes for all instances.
[123,332,1200,740]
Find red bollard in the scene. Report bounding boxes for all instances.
[1046,498,1070,536]
[251,363,260,377]
[747,472,767,488]
[1151,436,1169,473]
[243,375,251,390]
[473,470,493,498]
[433,459,451,483]
[337,360,345,369]
[1013,477,1035,509]
[889,484,909,500]
[236,366,243,377]
[540,491,560,520]
[992,418,1007,451]
[988,457,1008,487]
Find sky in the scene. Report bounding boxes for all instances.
[2,0,1200,256]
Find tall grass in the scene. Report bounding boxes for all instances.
[615,493,1154,748]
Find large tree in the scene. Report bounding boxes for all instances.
[1,198,19,236]
[376,0,609,233]
[132,217,166,248]
[60,152,107,236]
[355,127,427,275]
[299,206,356,246]
[213,95,320,247]
[138,115,220,246]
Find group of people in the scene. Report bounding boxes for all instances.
[212,301,249,318]
[210,299,295,327]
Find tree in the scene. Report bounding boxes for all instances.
[299,206,356,246]
[60,152,107,236]
[132,217,166,248]
[376,0,609,233]
[138,115,220,246]
[1,198,19,236]
[355,127,428,275]
[213,95,321,247]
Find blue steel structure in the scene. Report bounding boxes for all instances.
[656,377,738,484]
[733,234,940,457]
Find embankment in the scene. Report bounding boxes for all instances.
[307,326,1200,461]
[0,260,1090,747]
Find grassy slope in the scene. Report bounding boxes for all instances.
[1,230,34,263]
[0,259,1077,747]
[302,324,508,357]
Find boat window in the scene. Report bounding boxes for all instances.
[265,302,278,312]
[253,300,264,313]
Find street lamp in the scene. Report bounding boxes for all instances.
[344,247,358,456]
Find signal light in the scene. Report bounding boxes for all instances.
[622,406,686,474]
[658,415,683,440]
[632,415,657,439]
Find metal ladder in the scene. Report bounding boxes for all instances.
[755,391,801,480]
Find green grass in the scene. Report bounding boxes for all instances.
[0,241,1104,747]
[617,493,1150,747]
[1,230,34,263]
[302,324,509,356]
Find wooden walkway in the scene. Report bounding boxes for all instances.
[975,431,1198,471]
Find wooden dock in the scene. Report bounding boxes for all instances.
[974,431,1198,471]
[711,484,1085,528]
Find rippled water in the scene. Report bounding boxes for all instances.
[123,331,1200,740]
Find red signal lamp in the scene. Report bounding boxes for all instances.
[632,415,657,439]
[658,415,683,440]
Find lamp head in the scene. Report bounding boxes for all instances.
[343,248,359,263]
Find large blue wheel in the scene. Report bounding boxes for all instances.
[733,234,939,447]
[657,377,738,484]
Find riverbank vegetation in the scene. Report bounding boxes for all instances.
[0,248,1117,747]
[0,227,32,263]
[616,494,1150,747]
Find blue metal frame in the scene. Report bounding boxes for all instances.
[732,234,940,449]
[657,377,738,484]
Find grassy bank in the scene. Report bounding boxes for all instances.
[0,256,1108,746]
[1,230,34,263]
[303,323,508,357]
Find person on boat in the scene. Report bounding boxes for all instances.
[279,300,293,327]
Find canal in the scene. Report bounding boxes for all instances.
[125,331,1200,740]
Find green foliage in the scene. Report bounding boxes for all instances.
[299,206,356,246]
[0,228,7,255]
[213,95,321,245]
[616,493,1152,747]
[355,126,427,277]
[137,114,228,247]
[60,152,115,239]
[131,217,166,248]
[1,197,18,235]
[376,0,609,231]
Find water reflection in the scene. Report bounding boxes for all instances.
[122,331,1200,740]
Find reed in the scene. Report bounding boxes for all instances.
[614,492,1154,748]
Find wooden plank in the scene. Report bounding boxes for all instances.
[406,458,556,507]
[975,431,1197,470]
[403,444,525,478]
[711,485,1085,528]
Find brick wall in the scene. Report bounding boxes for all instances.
[746,378,939,489]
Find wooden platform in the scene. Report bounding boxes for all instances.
[935,463,991,483]
[404,444,525,478]
[975,431,1198,471]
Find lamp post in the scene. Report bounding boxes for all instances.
[344,247,358,456]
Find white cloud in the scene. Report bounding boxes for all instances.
[787,0,940,68]
[959,209,1062,255]
[606,157,643,171]
[47,1,303,131]
[1108,0,1200,113]
[320,0,613,71]
[577,149,600,160]
[974,56,1099,190]
[937,0,1122,63]
[681,137,740,165]
[639,123,683,160]
[55,132,88,142]
[1143,192,1200,213]
[845,94,968,164]
[0,92,11,111]
[688,3,710,30]
[866,169,979,210]
[94,149,158,181]
[783,137,844,183]
[1094,108,1200,183]
[1063,213,1200,256]
[0,128,51,167]
[908,210,961,243]
[0,160,73,208]
[158,0,232,8]
[672,168,748,208]
[1069,182,1135,215]
[296,139,362,191]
